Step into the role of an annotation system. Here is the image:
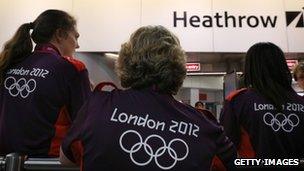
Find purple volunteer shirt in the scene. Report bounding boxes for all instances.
[0,44,91,157]
[62,87,236,171]
[220,88,304,158]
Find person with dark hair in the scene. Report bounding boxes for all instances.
[0,9,91,157]
[60,25,236,171]
[293,62,304,91]
[194,101,218,123]
[220,42,304,159]
[195,101,205,110]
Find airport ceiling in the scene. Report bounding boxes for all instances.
[99,52,304,67]
[186,52,304,64]
[186,52,244,64]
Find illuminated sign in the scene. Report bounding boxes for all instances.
[186,63,201,72]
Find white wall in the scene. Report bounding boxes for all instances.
[73,0,141,51]
[196,89,223,103]
[176,88,224,103]
[1,0,304,52]
[175,88,201,106]
[0,0,73,48]
[175,88,191,104]
[212,0,287,52]
[75,52,121,87]
[190,89,200,107]
[183,76,223,90]
[141,0,213,51]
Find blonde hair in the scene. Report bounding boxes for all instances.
[116,25,186,95]
[293,62,304,81]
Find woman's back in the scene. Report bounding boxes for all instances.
[60,25,236,171]
[221,88,304,158]
[0,44,90,156]
[0,9,92,157]
[62,88,236,171]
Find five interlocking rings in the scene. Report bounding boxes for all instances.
[263,112,299,132]
[119,130,189,170]
[4,76,36,98]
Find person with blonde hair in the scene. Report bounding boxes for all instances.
[293,62,304,91]
[60,25,236,170]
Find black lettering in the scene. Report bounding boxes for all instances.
[214,12,223,27]
[247,16,259,27]
[202,16,213,27]
[189,15,200,27]
[238,16,246,27]
[173,11,187,27]
[172,11,278,28]
[260,16,277,27]
[225,11,236,27]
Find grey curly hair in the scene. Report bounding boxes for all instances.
[116,25,186,95]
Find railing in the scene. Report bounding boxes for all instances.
[0,153,79,171]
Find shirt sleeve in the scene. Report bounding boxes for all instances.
[67,68,91,121]
[213,123,237,170]
[61,99,89,164]
[220,99,241,147]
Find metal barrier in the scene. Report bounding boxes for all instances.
[0,156,5,171]
[0,154,79,171]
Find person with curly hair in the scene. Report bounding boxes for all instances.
[195,101,206,110]
[60,25,236,171]
[293,62,304,92]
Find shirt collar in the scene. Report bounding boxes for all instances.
[34,43,61,56]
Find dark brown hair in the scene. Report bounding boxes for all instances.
[244,42,293,110]
[0,9,76,84]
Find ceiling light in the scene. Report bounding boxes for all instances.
[105,53,119,59]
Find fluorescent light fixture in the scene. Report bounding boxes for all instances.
[187,72,243,76]
[187,72,226,76]
[105,53,119,59]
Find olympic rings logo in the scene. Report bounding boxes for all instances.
[119,130,189,170]
[4,76,36,98]
[263,112,300,132]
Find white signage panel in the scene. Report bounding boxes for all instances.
[1,0,304,52]
[141,0,213,52]
[0,0,73,50]
[284,0,304,52]
[212,0,288,52]
[73,0,141,52]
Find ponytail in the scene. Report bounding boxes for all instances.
[0,23,33,84]
[0,9,77,85]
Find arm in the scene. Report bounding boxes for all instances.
[67,68,91,120]
[60,99,89,166]
[220,100,241,147]
[220,92,255,158]
[214,126,237,170]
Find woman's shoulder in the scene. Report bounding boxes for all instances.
[225,88,250,102]
[61,56,86,72]
[49,55,87,76]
